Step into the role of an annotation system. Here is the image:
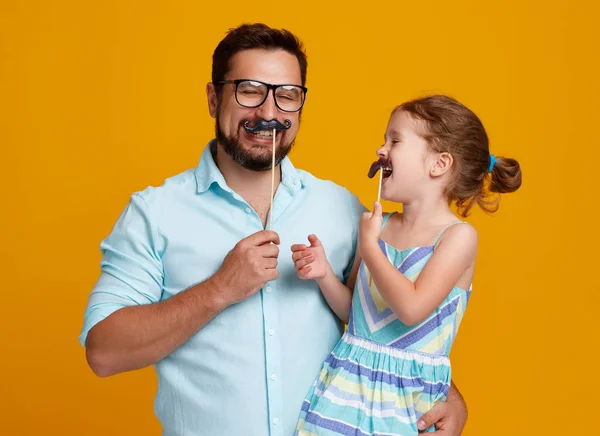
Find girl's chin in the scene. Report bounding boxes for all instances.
[380,188,405,204]
[380,183,394,200]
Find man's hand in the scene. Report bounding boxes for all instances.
[291,234,330,280]
[85,230,280,377]
[417,383,467,435]
[212,230,280,305]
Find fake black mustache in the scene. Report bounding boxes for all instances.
[368,158,390,178]
[243,119,292,133]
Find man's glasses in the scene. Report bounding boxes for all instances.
[214,79,307,113]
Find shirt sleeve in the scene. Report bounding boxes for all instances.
[342,194,368,284]
[79,192,164,347]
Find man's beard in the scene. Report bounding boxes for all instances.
[215,115,295,172]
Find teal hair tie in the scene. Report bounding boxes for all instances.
[488,154,496,173]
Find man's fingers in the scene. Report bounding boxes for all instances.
[246,230,280,246]
[264,258,278,269]
[258,243,280,259]
[417,402,447,431]
[265,268,279,282]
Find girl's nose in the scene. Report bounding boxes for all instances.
[376,147,388,159]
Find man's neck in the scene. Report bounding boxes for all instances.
[213,142,282,226]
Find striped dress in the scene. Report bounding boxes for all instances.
[295,214,472,436]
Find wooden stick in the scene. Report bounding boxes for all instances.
[369,170,384,287]
[377,167,383,203]
[269,128,276,230]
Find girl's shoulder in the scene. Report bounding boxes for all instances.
[434,221,478,249]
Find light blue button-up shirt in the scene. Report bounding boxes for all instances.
[80,140,365,436]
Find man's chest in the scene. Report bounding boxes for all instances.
[159,201,355,295]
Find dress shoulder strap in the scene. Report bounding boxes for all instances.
[381,212,396,230]
[432,220,466,246]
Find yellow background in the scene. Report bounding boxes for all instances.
[1,1,598,434]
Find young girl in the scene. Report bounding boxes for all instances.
[291,95,522,435]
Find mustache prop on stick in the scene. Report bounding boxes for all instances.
[368,157,390,203]
[367,157,390,285]
[243,119,292,230]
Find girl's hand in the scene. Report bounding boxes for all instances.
[359,201,384,251]
[291,234,330,280]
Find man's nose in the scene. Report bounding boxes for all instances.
[255,91,279,122]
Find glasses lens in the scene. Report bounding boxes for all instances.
[275,85,305,112]
[236,81,267,108]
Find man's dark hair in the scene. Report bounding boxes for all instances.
[212,23,307,86]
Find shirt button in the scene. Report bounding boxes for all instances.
[245,207,252,214]
[272,418,279,425]
[270,373,277,381]
[265,286,272,293]
[268,329,275,336]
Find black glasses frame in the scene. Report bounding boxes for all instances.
[214,79,308,113]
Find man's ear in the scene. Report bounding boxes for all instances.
[206,82,218,118]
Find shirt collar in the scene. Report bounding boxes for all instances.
[195,139,304,195]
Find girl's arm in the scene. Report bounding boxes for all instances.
[359,202,478,326]
[291,234,360,324]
